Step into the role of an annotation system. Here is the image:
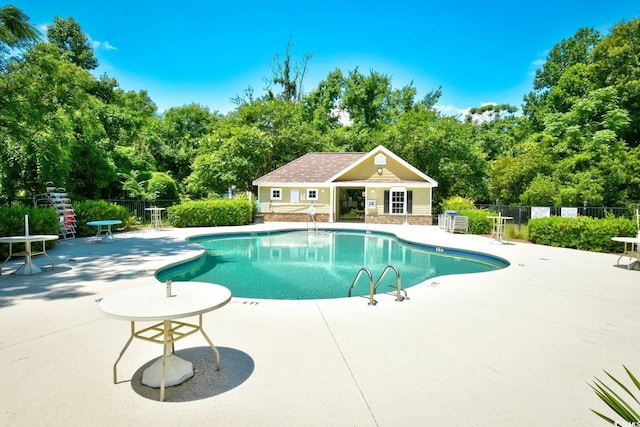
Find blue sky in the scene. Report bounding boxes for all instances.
[12,1,640,116]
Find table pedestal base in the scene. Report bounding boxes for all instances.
[101,234,115,243]
[112,316,221,401]
[15,259,41,275]
[142,354,194,387]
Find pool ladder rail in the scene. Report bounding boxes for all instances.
[307,205,318,232]
[348,265,407,305]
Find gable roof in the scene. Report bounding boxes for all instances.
[252,145,438,187]
[253,152,366,184]
[330,145,438,186]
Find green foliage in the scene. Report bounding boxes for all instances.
[458,208,494,235]
[0,5,39,72]
[591,366,640,425]
[167,197,254,227]
[3,8,640,211]
[73,200,131,237]
[46,16,97,70]
[528,216,636,252]
[442,196,476,211]
[0,205,59,258]
[147,172,179,200]
[504,224,528,241]
[440,196,493,234]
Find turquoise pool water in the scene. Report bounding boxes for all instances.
[156,230,509,300]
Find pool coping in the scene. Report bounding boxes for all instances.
[156,227,510,299]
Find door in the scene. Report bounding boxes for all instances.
[337,188,365,222]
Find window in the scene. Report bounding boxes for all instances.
[391,189,405,214]
[307,189,318,200]
[271,188,282,200]
[383,190,412,214]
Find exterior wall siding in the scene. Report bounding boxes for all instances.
[260,211,432,225]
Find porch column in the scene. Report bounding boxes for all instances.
[329,186,334,222]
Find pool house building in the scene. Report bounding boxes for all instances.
[253,145,438,225]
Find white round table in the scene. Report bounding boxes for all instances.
[98,281,232,401]
[86,220,122,242]
[0,234,59,275]
[145,207,165,231]
[487,215,513,244]
[611,236,640,270]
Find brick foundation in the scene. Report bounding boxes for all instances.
[258,212,432,225]
[260,212,330,222]
[365,214,432,225]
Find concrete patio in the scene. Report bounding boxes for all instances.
[0,222,638,426]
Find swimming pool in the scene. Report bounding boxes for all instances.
[156,229,509,300]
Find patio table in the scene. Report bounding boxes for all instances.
[0,234,59,275]
[145,207,165,231]
[98,281,232,401]
[487,215,513,244]
[86,219,122,242]
[611,236,640,270]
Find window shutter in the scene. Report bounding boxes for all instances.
[407,191,413,214]
[383,191,389,213]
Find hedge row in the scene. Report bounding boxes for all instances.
[528,216,636,253]
[167,198,254,227]
[457,208,494,234]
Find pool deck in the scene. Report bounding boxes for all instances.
[0,222,638,426]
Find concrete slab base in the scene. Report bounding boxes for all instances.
[142,353,194,387]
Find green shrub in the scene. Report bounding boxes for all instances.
[167,197,254,227]
[457,208,494,235]
[529,216,636,252]
[147,172,179,200]
[441,197,493,234]
[73,200,131,237]
[0,205,59,258]
[442,196,476,212]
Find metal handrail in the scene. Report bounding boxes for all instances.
[374,265,406,302]
[347,267,376,305]
[307,213,317,231]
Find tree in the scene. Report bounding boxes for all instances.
[0,5,38,72]
[341,68,417,128]
[523,27,600,131]
[465,104,520,160]
[269,38,312,102]
[46,16,98,70]
[489,134,557,205]
[386,108,489,204]
[303,69,345,130]
[590,18,640,146]
[0,41,116,200]
[152,104,217,182]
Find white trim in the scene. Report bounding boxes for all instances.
[328,145,438,186]
[271,188,282,200]
[390,188,407,215]
[307,188,318,200]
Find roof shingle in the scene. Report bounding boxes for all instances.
[254,152,366,183]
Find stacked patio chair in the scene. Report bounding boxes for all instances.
[33,182,77,239]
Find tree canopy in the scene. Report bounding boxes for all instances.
[1,7,640,211]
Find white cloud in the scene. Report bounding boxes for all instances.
[91,39,117,51]
[435,104,467,118]
[528,50,549,77]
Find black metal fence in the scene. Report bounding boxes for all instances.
[474,205,639,226]
[106,199,180,225]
